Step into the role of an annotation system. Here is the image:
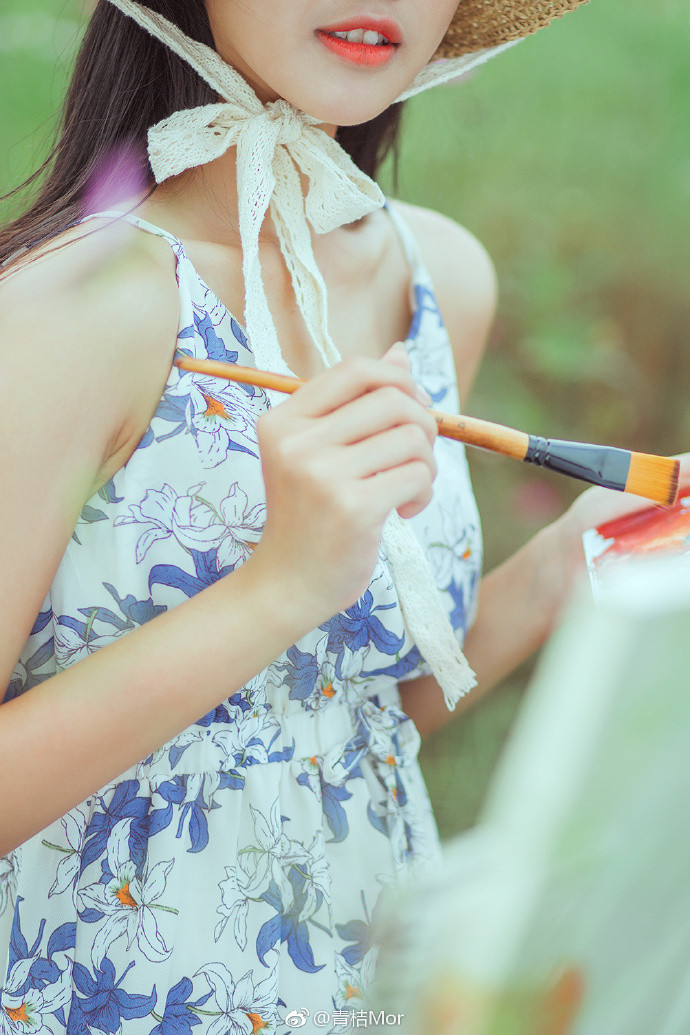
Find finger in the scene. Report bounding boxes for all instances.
[567,484,659,538]
[361,459,434,523]
[285,355,430,419]
[314,384,438,450]
[341,423,437,481]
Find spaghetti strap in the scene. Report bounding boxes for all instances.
[77,208,183,249]
[382,197,424,272]
[0,210,182,273]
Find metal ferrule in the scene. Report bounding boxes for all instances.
[524,436,631,491]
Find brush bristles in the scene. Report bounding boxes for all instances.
[625,453,680,507]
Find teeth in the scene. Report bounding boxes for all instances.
[329,28,389,45]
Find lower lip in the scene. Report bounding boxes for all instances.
[316,30,397,68]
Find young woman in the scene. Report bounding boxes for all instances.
[0,1,681,1029]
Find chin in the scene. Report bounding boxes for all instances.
[281,78,404,128]
[302,102,394,128]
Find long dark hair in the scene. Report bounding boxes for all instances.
[0,0,404,271]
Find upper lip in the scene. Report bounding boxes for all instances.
[318,16,403,45]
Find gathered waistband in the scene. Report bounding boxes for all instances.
[103,679,421,789]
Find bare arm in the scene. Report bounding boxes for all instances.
[0,550,320,855]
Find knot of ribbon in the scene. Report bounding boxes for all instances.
[104,0,479,707]
[263,99,305,146]
[129,3,385,375]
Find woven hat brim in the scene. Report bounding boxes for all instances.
[436,0,590,59]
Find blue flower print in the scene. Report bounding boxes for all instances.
[5,630,54,701]
[53,615,112,669]
[422,499,482,631]
[296,760,353,844]
[53,585,167,670]
[214,483,265,569]
[333,646,370,710]
[425,501,477,591]
[0,899,75,1035]
[217,805,331,975]
[147,976,212,1035]
[189,310,239,366]
[321,589,404,659]
[101,583,167,627]
[148,546,236,600]
[79,781,152,879]
[215,848,269,950]
[257,878,325,976]
[69,958,156,1034]
[202,703,286,768]
[407,280,444,344]
[115,483,228,564]
[182,285,249,360]
[149,771,226,854]
[272,632,342,711]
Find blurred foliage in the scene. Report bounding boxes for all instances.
[0,1,84,201]
[1,0,689,839]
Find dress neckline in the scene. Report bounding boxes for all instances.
[78,205,424,370]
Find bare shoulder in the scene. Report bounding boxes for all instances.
[0,217,178,357]
[390,200,497,403]
[0,217,179,478]
[390,200,497,313]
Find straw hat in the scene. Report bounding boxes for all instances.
[436,0,589,59]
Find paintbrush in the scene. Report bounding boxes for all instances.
[174,357,680,507]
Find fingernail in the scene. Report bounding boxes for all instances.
[385,341,407,356]
[417,385,433,406]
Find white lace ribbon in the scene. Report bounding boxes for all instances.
[104,0,478,706]
[397,40,518,101]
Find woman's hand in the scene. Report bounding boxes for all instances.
[540,450,690,618]
[252,342,437,626]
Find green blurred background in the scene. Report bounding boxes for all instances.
[2,0,689,839]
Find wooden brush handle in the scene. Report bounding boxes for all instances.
[174,356,531,461]
[178,358,300,395]
[433,411,528,459]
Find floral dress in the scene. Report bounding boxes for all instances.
[0,200,482,1035]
